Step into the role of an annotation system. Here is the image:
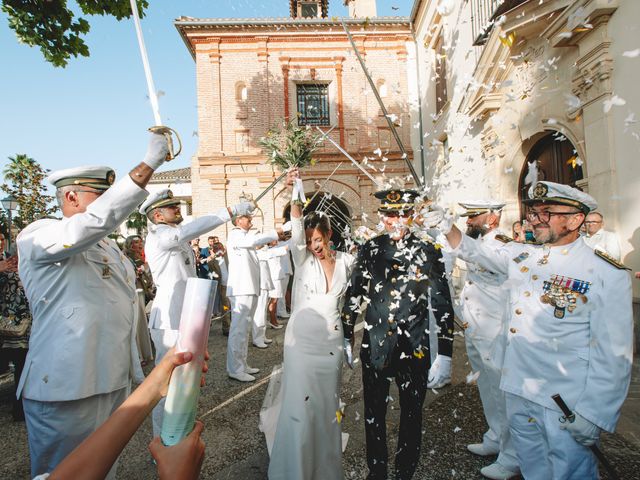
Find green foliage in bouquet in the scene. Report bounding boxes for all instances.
[258,118,323,171]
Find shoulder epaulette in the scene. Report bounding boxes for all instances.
[594,249,630,270]
[495,234,513,243]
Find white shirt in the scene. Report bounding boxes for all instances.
[456,235,633,432]
[17,176,147,401]
[146,209,230,331]
[583,229,621,260]
[459,230,509,352]
[226,228,279,297]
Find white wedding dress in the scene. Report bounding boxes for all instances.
[260,215,354,480]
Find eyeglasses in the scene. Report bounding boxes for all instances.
[526,210,582,223]
[584,221,602,225]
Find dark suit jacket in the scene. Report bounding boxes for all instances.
[341,232,454,370]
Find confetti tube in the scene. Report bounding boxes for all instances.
[161,277,217,446]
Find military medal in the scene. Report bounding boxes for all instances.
[537,245,550,265]
[102,265,112,279]
[513,252,530,263]
[541,275,590,319]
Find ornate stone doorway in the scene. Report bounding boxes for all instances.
[518,132,584,214]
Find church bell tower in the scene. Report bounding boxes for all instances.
[290,0,329,19]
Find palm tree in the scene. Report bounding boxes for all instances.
[1,154,57,229]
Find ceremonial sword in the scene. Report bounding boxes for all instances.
[315,127,381,187]
[551,394,620,480]
[129,0,181,159]
[341,19,422,188]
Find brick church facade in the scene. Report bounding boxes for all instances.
[175,0,414,242]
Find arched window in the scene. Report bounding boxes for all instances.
[377,79,387,98]
[235,82,248,101]
[235,82,248,119]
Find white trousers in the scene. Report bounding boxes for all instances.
[276,276,290,316]
[505,393,598,479]
[466,335,518,471]
[24,386,129,479]
[252,289,269,346]
[227,295,258,376]
[150,328,180,438]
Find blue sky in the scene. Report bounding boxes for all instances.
[0,0,411,186]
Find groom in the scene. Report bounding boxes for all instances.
[342,189,455,480]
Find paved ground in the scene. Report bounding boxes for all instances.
[0,321,639,479]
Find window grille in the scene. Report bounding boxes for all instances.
[296,84,330,126]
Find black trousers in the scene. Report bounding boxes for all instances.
[0,347,27,419]
[361,345,429,480]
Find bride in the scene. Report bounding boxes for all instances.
[261,168,355,480]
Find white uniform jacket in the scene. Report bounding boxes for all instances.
[459,230,509,354]
[583,229,621,261]
[456,235,633,432]
[146,209,230,331]
[16,176,148,402]
[226,228,279,297]
[257,249,275,292]
[266,243,290,282]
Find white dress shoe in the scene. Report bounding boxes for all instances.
[245,366,260,374]
[467,443,500,456]
[228,372,255,382]
[264,338,273,344]
[480,462,519,480]
[253,342,269,349]
[278,312,290,319]
[269,322,283,330]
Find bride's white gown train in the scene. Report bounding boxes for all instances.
[260,216,354,480]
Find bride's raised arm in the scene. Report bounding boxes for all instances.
[287,168,308,267]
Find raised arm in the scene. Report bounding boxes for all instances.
[19,175,148,264]
[19,133,170,264]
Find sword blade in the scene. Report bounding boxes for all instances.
[130,0,162,126]
[254,170,288,203]
[315,127,380,187]
[341,19,422,188]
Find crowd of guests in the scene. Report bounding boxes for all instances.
[0,132,637,480]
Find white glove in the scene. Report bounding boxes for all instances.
[142,132,170,170]
[230,201,255,217]
[419,205,445,228]
[427,354,452,389]
[343,338,354,369]
[281,221,292,233]
[559,412,601,446]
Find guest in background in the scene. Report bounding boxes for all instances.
[123,235,155,365]
[583,211,621,260]
[512,221,524,243]
[0,231,30,421]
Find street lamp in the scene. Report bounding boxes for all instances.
[1,195,18,254]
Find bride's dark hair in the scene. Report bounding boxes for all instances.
[304,212,331,237]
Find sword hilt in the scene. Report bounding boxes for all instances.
[551,393,575,422]
[149,126,183,160]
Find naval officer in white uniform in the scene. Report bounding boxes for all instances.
[226,212,284,382]
[140,189,254,436]
[16,132,170,478]
[456,201,519,480]
[435,182,633,480]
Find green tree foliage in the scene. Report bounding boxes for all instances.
[1,154,58,230]
[2,0,149,67]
